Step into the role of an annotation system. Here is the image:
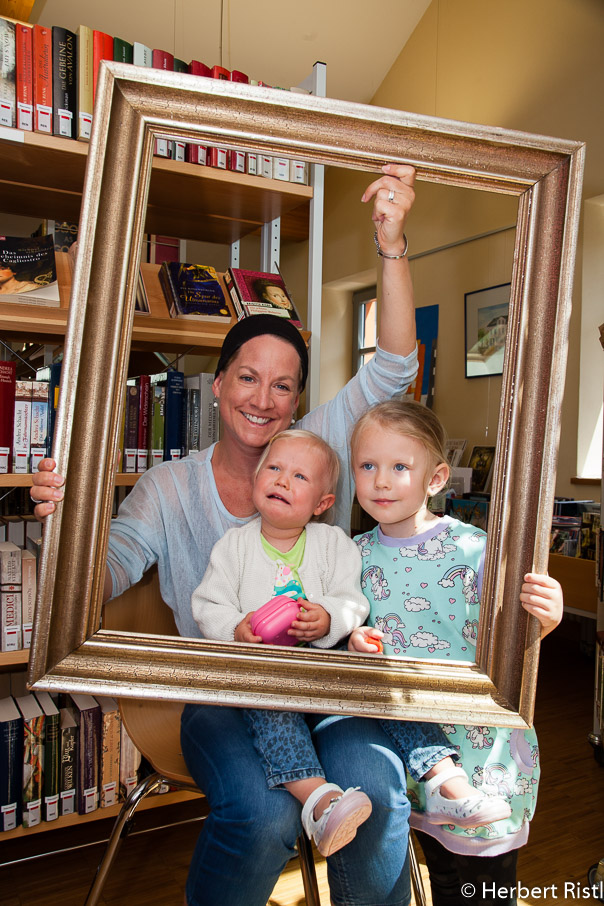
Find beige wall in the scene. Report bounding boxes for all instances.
[318,0,604,501]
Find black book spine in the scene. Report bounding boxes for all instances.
[52,27,78,138]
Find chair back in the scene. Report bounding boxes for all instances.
[102,566,193,785]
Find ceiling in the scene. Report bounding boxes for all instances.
[22,0,431,103]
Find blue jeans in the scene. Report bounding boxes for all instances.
[244,707,456,787]
[181,704,412,906]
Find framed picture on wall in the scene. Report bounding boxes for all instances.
[464,282,511,378]
[468,445,496,493]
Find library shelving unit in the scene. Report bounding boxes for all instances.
[0,61,326,840]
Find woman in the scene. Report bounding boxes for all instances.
[32,164,419,906]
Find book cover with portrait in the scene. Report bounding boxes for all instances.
[225,268,303,327]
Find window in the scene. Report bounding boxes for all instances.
[353,285,377,371]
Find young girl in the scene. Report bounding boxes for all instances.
[192,429,510,858]
[348,400,563,905]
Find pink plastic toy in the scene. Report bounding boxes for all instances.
[250,595,302,646]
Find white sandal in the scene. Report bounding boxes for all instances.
[424,766,512,828]
[301,782,372,856]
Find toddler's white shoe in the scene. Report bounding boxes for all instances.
[424,766,512,828]
[301,782,372,856]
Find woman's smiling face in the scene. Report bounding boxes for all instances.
[212,334,301,452]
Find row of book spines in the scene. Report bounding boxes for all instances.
[0,537,38,652]
[0,18,309,183]
[1,692,141,832]
[119,372,218,473]
[0,361,59,474]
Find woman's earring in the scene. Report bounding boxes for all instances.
[213,397,219,408]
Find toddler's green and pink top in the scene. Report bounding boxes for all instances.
[355,516,540,856]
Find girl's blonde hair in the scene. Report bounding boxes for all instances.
[255,428,340,495]
[351,399,449,472]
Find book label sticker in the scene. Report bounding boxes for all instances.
[1,803,17,832]
[57,108,73,137]
[136,450,148,473]
[290,161,309,184]
[31,449,45,473]
[79,111,92,140]
[123,449,137,473]
[61,789,76,815]
[246,153,257,176]
[102,781,117,808]
[0,101,14,128]
[0,448,10,473]
[35,104,52,133]
[169,449,181,461]
[150,450,163,468]
[230,150,246,173]
[213,148,227,169]
[273,158,290,181]
[83,786,98,813]
[124,775,137,797]
[14,450,29,473]
[155,138,169,157]
[45,793,59,821]
[172,141,186,161]
[17,102,33,132]
[26,799,41,827]
[22,622,32,648]
[2,625,20,651]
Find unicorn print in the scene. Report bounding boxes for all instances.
[361,565,390,601]
[373,614,409,651]
[438,565,480,605]
[355,533,373,556]
[398,527,457,561]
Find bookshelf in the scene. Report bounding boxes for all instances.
[0,62,326,838]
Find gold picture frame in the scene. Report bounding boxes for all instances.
[28,62,584,728]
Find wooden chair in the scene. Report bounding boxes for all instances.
[84,568,321,906]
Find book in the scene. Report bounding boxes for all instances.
[185,373,218,453]
[467,445,496,494]
[159,262,231,321]
[148,383,165,468]
[76,24,93,140]
[59,706,77,816]
[13,379,32,473]
[135,267,150,313]
[96,696,120,808]
[0,696,22,831]
[68,692,101,815]
[15,21,32,131]
[151,370,184,462]
[136,373,151,472]
[36,360,61,456]
[51,26,77,138]
[113,36,133,65]
[225,267,302,327]
[16,693,44,827]
[20,548,36,649]
[30,378,49,468]
[132,41,152,67]
[0,360,16,474]
[0,234,60,306]
[123,382,139,473]
[0,540,21,651]
[228,68,249,172]
[92,29,113,100]
[119,721,140,800]
[0,17,16,129]
[32,24,52,134]
[35,691,60,821]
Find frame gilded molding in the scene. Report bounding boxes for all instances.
[28,62,584,727]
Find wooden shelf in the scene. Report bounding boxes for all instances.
[0,648,29,669]
[0,129,312,244]
[0,789,202,840]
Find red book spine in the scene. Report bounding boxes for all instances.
[0,361,16,473]
[92,30,113,99]
[188,60,210,78]
[32,25,52,134]
[16,24,33,131]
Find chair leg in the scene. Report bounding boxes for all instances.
[409,831,428,906]
[297,831,321,906]
[84,772,165,906]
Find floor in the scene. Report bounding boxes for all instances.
[0,624,602,905]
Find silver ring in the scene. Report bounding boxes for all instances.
[387,189,395,203]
